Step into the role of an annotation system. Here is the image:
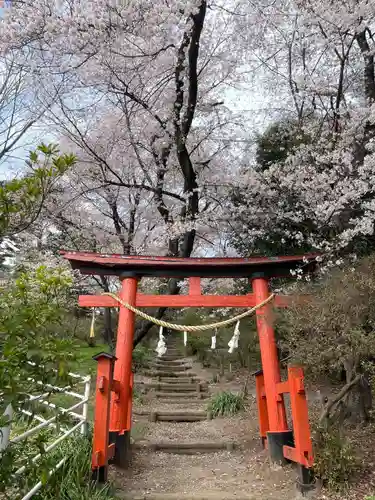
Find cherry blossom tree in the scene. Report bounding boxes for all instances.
[228,0,375,260]
[0,54,42,167]
[0,0,247,343]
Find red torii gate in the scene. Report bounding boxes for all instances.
[61,251,317,488]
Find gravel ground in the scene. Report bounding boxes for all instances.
[139,413,258,446]
[112,447,299,499]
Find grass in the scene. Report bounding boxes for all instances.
[32,433,116,500]
[5,423,116,499]
[70,342,111,376]
[207,391,245,418]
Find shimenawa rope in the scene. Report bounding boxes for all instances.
[103,292,275,332]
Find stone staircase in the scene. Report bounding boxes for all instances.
[115,341,298,499]
[142,339,211,419]
[134,339,236,452]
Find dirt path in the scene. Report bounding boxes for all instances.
[111,344,304,500]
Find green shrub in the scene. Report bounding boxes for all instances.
[186,334,208,357]
[313,425,359,490]
[132,344,152,372]
[207,391,245,417]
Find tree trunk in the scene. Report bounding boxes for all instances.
[103,307,115,350]
[100,276,115,349]
[341,358,372,423]
[320,357,373,426]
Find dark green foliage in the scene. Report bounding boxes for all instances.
[255,120,309,171]
[313,425,359,490]
[34,434,115,500]
[229,118,313,257]
[132,344,152,372]
[207,391,245,417]
[186,334,210,361]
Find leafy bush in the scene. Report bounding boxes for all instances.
[280,255,375,379]
[0,265,77,423]
[279,255,375,424]
[313,425,359,490]
[186,334,209,358]
[207,391,245,417]
[132,344,152,372]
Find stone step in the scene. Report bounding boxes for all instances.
[133,441,236,454]
[145,371,197,378]
[156,398,206,404]
[148,411,209,422]
[158,376,199,384]
[153,360,188,367]
[151,367,191,374]
[160,359,185,363]
[151,363,190,371]
[155,355,185,361]
[155,391,209,399]
[144,382,207,392]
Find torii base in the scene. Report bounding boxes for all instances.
[297,464,315,495]
[109,430,132,469]
[92,465,108,483]
[267,431,294,464]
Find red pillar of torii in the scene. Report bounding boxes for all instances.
[61,251,316,486]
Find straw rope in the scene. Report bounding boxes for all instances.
[103,292,275,332]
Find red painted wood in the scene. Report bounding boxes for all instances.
[92,355,115,475]
[282,446,310,468]
[110,278,137,434]
[255,372,269,440]
[253,277,288,433]
[79,293,294,309]
[189,277,201,295]
[276,381,290,394]
[61,250,320,267]
[287,366,314,467]
[125,373,133,432]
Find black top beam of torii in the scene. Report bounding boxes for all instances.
[60,251,318,279]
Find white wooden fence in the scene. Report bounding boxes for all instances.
[0,369,91,500]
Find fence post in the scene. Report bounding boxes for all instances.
[81,376,91,436]
[92,352,117,483]
[0,404,13,452]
